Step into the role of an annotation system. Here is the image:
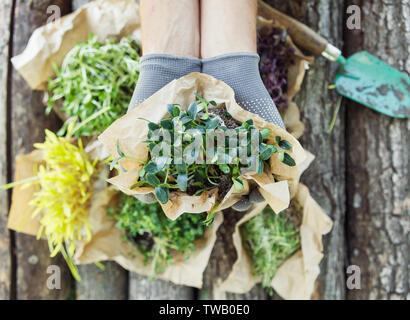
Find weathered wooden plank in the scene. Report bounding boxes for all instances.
[76,263,128,300]
[72,0,89,9]
[201,209,268,300]
[0,0,13,301]
[129,274,194,300]
[345,0,410,300]
[69,0,130,300]
[10,0,72,299]
[266,0,347,300]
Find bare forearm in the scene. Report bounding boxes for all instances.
[140,0,200,57]
[200,0,257,58]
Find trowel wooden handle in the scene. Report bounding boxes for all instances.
[258,0,329,56]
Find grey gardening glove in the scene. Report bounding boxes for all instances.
[202,52,285,211]
[232,189,265,212]
[129,53,201,203]
[128,53,201,111]
[201,52,285,129]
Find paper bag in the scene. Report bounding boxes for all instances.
[99,72,308,220]
[218,183,333,300]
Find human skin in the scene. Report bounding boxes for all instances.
[200,0,257,58]
[140,0,200,57]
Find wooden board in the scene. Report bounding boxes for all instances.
[10,0,72,300]
[0,0,407,300]
[201,209,269,299]
[0,0,13,300]
[345,0,410,300]
[266,0,347,300]
[129,274,194,300]
[76,263,128,300]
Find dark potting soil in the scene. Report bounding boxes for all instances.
[129,231,154,251]
[208,106,241,129]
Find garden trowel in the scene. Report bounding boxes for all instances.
[258,1,410,118]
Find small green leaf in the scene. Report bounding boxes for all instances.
[180,116,192,125]
[260,128,271,140]
[116,139,125,157]
[205,117,220,130]
[155,185,170,204]
[232,177,244,190]
[144,161,158,173]
[110,157,120,171]
[153,156,169,171]
[275,136,281,145]
[167,104,175,116]
[177,174,188,191]
[209,100,217,106]
[185,147,199,164]
[282,153,296,167]
[188,102,198,119]
[257,159,264,175]
[146,173,160,187]
[160,119,173,130]
[173,106,181,117]
[259,144,273,161]
[175,162,187,174]
[278,151,285,162]
[279,140,292,150]
[242,119,253,129]
[218,164,230,174]
[200,113,209,120]
[148,122,160,131]
[130,180,145,189]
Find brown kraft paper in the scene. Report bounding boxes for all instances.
[217,183,333,300]
[99,72,308,220]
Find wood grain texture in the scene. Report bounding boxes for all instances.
[76,263,128,300]
[201,210,269,300]
[129,273,194,300]
[72,0,89,9]
[70,0,130,300]
[266,0,347,300]
[10,0,72,300]
[345,0,410,300]
[0,0,13,301]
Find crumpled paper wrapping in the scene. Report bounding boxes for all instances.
[74,188,223,288]
[11,0,310,139]
[99,72,308,220]
[7,148,222,288]
[217,183,333,300]
[7,150,44,236]
[257,0,314,139]
[11,0,141,90]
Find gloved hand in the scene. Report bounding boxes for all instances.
[128,53,201,111]
[129,53,201,203]
[232,188,266,212]
[201,52,285,128]
[202,52,285,211]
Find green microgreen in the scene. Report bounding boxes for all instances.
[241,206,301,295]
[108,193,207,275]
[47,34,140,137]
[112,95,296,207]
